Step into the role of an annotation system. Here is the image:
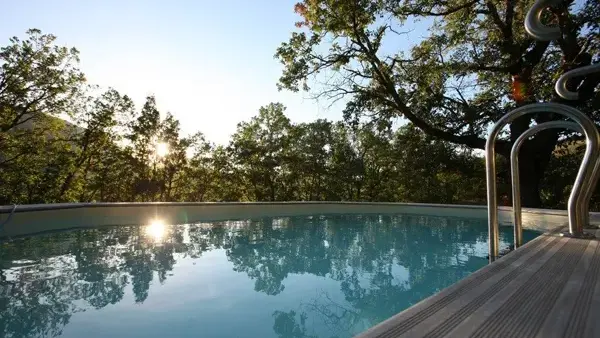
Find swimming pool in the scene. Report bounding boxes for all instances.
[0,211,539,338]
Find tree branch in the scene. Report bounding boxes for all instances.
[393,0,480,17]
[348,1,510,153]
[485,1,509,37]
[504,0,515,40]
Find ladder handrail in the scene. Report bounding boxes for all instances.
[511,121,586,249]
[486,0,600,262]
[555,64,600,101]
[524,0,562,41]
[485,103,600,262]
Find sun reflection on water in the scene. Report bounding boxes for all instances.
[145,219,166,242]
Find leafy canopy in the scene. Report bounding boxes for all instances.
[276,0,599,152]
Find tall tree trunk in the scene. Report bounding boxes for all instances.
[515,134,558,208]
[518,154,543,208]
[58,172,76,201]
[270,181,276,201]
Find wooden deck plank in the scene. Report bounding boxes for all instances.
[418,237,566,338]
[440,237,570,338]
[580,240,600,338]
[356,234,600,338]
[536,240,598,338]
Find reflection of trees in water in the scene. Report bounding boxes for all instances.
[272,310,318,338]
[0,214,519,337]
[300,291,362,337]
[260,215,495,337]
[0,225,195,337]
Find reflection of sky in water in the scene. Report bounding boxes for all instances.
[0,214,539,338]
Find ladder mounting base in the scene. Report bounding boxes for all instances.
[560,231,596,239]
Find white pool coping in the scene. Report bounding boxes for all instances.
[1,202,597,239]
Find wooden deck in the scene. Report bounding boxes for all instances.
[357,231,600,338]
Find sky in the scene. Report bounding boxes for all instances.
[1,0,424,144]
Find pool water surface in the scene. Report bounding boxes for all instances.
[0,213,539,338]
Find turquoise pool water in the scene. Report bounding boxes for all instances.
[0,213,538,338]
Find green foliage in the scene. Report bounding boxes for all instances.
[1,25,597,208]
[0,29,85,133]
[276,0,600,207]
[230,103,292,201]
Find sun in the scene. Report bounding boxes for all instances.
[145,219,166,242]
[155,142,169,158]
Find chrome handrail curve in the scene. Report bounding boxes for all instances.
[524,0,562,41]
[486,103,600,262]
[555,64,600,100]
[511,121,584,249]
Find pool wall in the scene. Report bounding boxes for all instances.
[2,202,598,239]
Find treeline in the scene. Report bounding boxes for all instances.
[0,95,487,204]
[0,30,592,208]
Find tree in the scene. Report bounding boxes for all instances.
[230,103,292,201]
[0,115,73,203]
[391,124,486,203]
[85,143,137,202]
[127,96,162,201]
[286,119,333,200]
[57,88,135,201]
[177,132,214,202]
[328,122,363,200]
[0,29,85,133]
[0,29,86,203]
[276,0,600,207]
[210,145,246,201]
[157,112,186,201]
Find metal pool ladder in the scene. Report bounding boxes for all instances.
[486,0,600,262]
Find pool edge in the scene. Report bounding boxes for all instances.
[1,201,586,239]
